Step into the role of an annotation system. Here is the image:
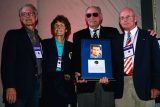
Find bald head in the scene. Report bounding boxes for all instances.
[119,7,135,16]
[119,7,137,31]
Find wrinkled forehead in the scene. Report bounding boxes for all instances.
[21,6,34,12]
[86,7,100,14]
[54,21,65,27]
[120,10,134,17]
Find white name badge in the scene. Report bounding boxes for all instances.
[57,57,62,68]
[123,44,134,58]
[34,46,42,58]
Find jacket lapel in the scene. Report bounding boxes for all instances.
[85,28,92,39]
[134,29,145,67]
[99,26,112,39]
[20,27,37,63]
[99,26,105,39]
[51,37,58,57]
[121,33,125,59]
[62,40,67,59]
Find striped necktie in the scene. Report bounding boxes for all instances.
[93,29,98,38]
[124,32,133,75]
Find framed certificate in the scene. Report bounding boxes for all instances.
[81,39,113,80]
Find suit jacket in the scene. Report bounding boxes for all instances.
[41,37,76,104]
[72,26,122,95]
[114,28,160,100]
[1,27,40,99]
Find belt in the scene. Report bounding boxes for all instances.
[124,73,132,76]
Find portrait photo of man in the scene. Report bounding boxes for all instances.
[90,44,102,58]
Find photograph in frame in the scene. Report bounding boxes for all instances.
[81,39,114,80]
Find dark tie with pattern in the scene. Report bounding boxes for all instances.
[93,29,98,38]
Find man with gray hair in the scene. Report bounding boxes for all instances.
[1,4,42,107]
[72,6,121,107]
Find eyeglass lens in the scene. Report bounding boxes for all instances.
[86,13,99,18]
[21,12,35,17]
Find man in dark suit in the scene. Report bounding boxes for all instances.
[1,4,42,107]
[72,6,121,107]
[115,7,160,107]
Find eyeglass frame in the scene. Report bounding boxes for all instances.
[54,23,66,29]
[86,13,99,18]
[20,12,35,17]
[119,15,134,21]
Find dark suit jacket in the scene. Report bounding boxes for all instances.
[114,28,160,100]
[41,37,76,105]
[72,26,123,96]
[1,27,40,99]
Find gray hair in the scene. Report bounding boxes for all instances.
[19,4,38,17]
[85,6,102,14]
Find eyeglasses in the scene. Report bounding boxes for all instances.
[119,15,134,21]
[20,12,35,17]
[86,13,99,18]
[54,24,65,28]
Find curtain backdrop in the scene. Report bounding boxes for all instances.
[37,0,141,41]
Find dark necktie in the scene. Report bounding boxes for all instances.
[93,29,98,38]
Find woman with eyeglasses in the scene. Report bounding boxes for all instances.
[41,15,76,107]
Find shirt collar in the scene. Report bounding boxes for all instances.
[89,26,101,32]
[124,26,138,36]
[54,36,65,46]
[89,26,100,38]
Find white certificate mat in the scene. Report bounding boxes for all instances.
[88,60,106,73]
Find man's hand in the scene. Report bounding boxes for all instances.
[148,29,157,36]
[75,72,87,83]
[99,77,109,84]
[6,88,16,104]
[151,88,160,99]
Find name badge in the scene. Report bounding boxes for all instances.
[123,44,134,58]
[57,57,62,69]
[34,46,42,59]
